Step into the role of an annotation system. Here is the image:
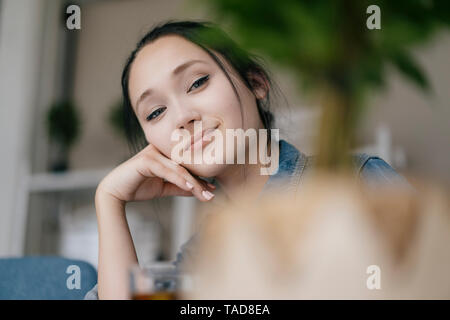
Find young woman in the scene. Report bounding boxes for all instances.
[85,20,408,300]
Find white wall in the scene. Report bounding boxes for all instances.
[360,31,450,186]
[0,0,46,255]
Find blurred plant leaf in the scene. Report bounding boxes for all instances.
[197,0,449,167]
[202,0,449,97]
[390,51,430,92]
[46,100,81,149]
[108,99,127,140]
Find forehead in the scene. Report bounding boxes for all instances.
[129,35,212,93]
[134,34,211,68]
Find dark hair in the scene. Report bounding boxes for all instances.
[121,20,281,154]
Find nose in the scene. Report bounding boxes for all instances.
[175,106,201,133]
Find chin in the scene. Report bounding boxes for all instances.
[183,162,228,179]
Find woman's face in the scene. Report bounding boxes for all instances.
[128,35,265,177]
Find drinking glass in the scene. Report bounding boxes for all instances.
[129,262,192,300]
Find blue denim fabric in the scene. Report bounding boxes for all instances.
[85,139,410,299]
[261,139,411,194]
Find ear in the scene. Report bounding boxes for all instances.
[247,71,269,100]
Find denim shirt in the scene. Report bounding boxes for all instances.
[261,139,410,194]
[84,139,410,299]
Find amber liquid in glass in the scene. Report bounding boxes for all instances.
[132,291,178,300]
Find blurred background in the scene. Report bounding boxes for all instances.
[0,0,449,270]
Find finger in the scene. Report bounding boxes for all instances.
[152,158,213,202]
[196,178,216,190]
[155,154,215,201]
[160,182,195,197]
[136,145,213,201]
[138,157,195,194]
[194,177,217,192]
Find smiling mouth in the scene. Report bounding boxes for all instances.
[184,126,218,152]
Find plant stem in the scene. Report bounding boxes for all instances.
[315,84,356,171]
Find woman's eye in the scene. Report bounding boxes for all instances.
[188,75,209,92]
[146,106,166,121]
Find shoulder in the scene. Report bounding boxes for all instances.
[352,154,413,190]
[299,152,412,189]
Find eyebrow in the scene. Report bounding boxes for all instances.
[135,59,208,112]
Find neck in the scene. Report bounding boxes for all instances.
[214,138,274,203]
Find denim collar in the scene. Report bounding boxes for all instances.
[206,139,306,201]
[258,139,307,196]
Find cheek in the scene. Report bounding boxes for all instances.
[201,76,243,128]
[144,128,173,158]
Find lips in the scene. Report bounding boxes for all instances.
[184,126,218,152]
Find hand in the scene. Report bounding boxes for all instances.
[97,143,216,204]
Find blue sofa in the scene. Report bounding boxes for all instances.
[0,256,97,300]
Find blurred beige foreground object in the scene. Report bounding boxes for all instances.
[183,175,450,299]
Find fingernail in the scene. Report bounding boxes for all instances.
[202,190,215,200]
[186,181,194,190]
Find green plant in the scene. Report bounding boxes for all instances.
[107,99,127,140]
[46,100,80,150]
[194,0,450,169]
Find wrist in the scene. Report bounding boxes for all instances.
[95,185,126,211]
